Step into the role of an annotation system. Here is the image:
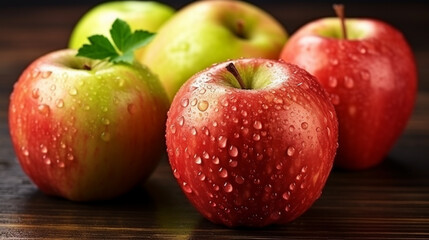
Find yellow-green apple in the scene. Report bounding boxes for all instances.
[138,0,288,102]
[165,58,338,227]
[8,49,169,201]
[68,0,175,57]
[280,7,417,169]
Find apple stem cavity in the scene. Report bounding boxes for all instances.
[236,20,246,39]
[226,63,246,89]
[333,4,348,40]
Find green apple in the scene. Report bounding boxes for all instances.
[69,1,175,51]
[137,0,288,102]
[9,49,169,201]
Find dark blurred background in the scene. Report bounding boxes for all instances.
[0,0,428,94]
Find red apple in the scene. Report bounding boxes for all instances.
[165,58,338,227]
[9,49,169,201]
[280,11,417,169]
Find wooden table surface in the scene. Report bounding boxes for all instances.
[1,2,429,239]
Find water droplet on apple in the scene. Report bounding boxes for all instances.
[289,183,296,191]
[67,153,74,161]
[21,146,29,156]
[41,71,52,78]
[68,87,78,96]
[289,125,295,132]
[360,46,367,54]
[301,122,308,129]
[285,204,291,212]
[31,88,40,99]
[212,157,220,165]
[195,156,202,165]
[198,100,209,111]
[181,98,189,108]
[331,94,340,105]
[169,124,176,134]
[223,182,233,193]
[287,146,295,156]
[100,131,111,142]
[330,58,339,66]
[273,97,283,104]
[228,159,238,167]
[219,168,228,178]
[173,169,180,179]
[182,182,193,193]
[228,145,238,157]
[344,76,354,88]
[55,99,64,108]
[360,70,371,81]
[252,133,261,141]
[282,191,290,200]
[127,104,137,114]
[40,144,48,154]
[198,172,206,181]
[235,175,245,184]
[191,127,197,135]
[58,161,65,168]
[37,104,50,116]
[217,136,227,148]
[190,98,197,106]
[241,110,248,117]
[328,76,338,88]
[253,121,262,130]
[44,157,51,165]
[102,118,110,125]
[31,69,41,78]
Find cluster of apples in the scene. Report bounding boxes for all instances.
[9,0,416,227]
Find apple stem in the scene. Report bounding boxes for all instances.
[226,63,246,89]
[333,4,348,40]
[83,64,92,70]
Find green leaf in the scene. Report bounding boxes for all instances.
[110,19,132,52]
[77,35,118,60]
[76,18,155,65]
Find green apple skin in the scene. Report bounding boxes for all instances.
[69,1,175,49]
[138,0,288,102]
[8,49,169,201]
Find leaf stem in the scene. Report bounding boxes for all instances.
[333,4,348,40]
[226,62,246,89]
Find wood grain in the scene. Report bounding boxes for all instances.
[1,2,428,239]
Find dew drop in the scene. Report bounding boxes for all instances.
[56,99,64,108]
[182,182,193,193]
[170,124,176,134]
[191,127,197,135]
[228,145,238,157]
[68,88,78,96]
[38,104,50,116]
[287,146,295,157]
[289,183,296,191]
[181,98,189,108]
[101,131,111,142]
[328,76,338,88]
[41,71,52,78]
[235,175,245,184]
[58,161,65,168]
[253,121,262,130]
[301,166,308,173]
[44,158,51,165]
[173,169,180,179]
[40,144,48,154]
[223,182,233,193]
[252,133,261,141]
[285,204,291,212]
[282,192,290,200]
[289,125,295,132]
[330,58,339,66]
[198,100,209,112]
[301,122,308,129]
[127,104,137,114]
[178,116,185,126]
[228,159,238,167]
[22,147,29,156]
[219,168,228,178]
[198,172,206,181]
[67,153,74,161]
[331,94,340,105]
[217,136,227,148]
[344,76,354,88]
[212,157,220,165]
[202,151,210,159]
[31,88,40,99]
[360,46,367,54]
[195,156,202,165]
[241,110,248,117]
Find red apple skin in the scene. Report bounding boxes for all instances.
[9,49,169,201]
[166,59,338,227]
[280,18,417,170]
